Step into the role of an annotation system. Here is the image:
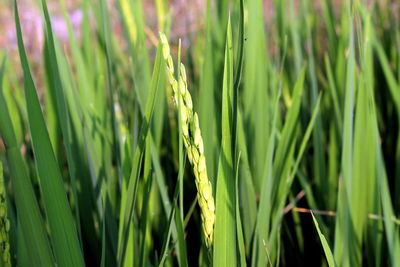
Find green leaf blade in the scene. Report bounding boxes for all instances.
[213,17,237,267]
[14,2,85,266]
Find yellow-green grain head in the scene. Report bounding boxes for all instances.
[159,32,215,248]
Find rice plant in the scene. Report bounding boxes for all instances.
[0,0,399,266]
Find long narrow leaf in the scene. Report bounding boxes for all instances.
[14,2,85,266]
[213,17,237,266]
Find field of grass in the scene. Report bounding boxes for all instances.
[0,0,399,266]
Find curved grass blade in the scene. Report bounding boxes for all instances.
[311,213,336,267]
[14,2,85,266]
[0,57,54,267]
[40,0,84,242]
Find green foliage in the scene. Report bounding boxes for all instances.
[0,0,399,266]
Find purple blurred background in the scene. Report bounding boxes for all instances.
[0,0,207,61]
[0,0,396,69]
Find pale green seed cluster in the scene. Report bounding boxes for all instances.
[0,163,11,267]
[160,33,215,247]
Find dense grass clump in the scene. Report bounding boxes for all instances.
[0,0,399,266]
